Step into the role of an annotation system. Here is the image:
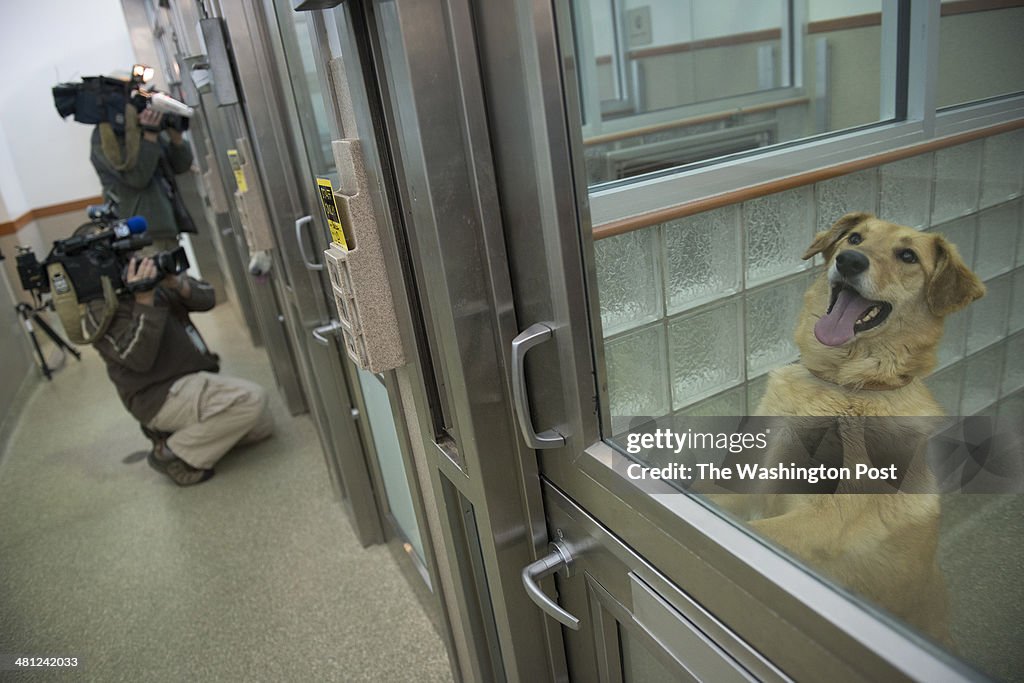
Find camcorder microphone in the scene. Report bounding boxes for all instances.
[146,92,194,119]
[110,215,149,239]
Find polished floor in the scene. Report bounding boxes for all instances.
[0,302,453,682]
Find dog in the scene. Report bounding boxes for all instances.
[713,212,985,646]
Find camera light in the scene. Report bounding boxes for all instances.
[132,64,156,83]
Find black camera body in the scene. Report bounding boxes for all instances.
[53,74,189,133]
[17,211,189,303]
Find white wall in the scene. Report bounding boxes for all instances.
[0,1,137,220]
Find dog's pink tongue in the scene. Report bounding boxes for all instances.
[814,289,871,347]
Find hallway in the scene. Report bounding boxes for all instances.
[0,303,453,682]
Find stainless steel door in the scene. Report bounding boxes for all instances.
[266,0,433,571]
[478,2,1014,682]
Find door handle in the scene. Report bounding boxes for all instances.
[522,541,580,630]
[295,215,324,271]
[511,323,566,449]
[312,319,344,345]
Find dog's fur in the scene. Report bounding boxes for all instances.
[720,212,984,645]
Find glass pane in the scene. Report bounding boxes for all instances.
[274,7,337,180]
[572,0,890,186]
[357,368,425,563]
[593,134,1024,680]
[937,3,1024,108]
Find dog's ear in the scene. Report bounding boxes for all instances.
[926,235,985,317]
[802,212,872,261]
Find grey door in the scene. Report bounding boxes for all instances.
[267,0,431,574]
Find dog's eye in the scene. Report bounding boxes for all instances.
[847,232,863,245]
[899,249,918,264]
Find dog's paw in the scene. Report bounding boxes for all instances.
[248,250,272,277]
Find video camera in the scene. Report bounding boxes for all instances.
[16,204,190,344]
[52,64,194,133]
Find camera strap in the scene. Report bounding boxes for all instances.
[48,263,118,345]
[98,106,141,172]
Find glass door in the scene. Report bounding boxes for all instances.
[272,0,435,580]
[484,0,1024,681]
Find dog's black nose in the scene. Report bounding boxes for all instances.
[836,250,869,277]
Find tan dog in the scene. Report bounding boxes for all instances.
[723,212,984,645]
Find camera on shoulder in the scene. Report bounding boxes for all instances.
[52,64,194,133]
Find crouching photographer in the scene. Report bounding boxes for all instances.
[83,256,274,486]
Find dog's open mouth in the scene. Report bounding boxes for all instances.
[814,284,892,347]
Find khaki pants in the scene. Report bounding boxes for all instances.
[148,372,273,469]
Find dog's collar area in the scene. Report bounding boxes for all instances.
[806,367,913,391]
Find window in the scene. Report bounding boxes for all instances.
[575,0,896,185]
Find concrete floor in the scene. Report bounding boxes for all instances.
[0,303,453,682]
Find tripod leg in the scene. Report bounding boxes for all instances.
[21,316,53,380]
[32,313,82,361]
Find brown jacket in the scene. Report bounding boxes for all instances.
[85,278,219,424]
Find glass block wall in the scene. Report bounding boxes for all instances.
[597,128,1024,429]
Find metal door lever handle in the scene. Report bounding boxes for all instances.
[312,320,344,345]
[522,542,580,630]
[511,323,566,449]
[295,215,324,271]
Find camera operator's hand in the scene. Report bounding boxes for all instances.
[139,108,163,141]
[128,257,159,306]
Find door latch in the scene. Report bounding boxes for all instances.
[521,541,580,630]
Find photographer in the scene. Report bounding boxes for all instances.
[90,107,194,251]
[84,258,273,486]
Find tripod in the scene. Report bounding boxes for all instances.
[15,302,81,380]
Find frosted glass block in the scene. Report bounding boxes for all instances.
[962,344,1004,415]
[925,363,964,416]
[745,274,808,378]
[1012,270,1024,333]
[927,215,976,270]
[966,275,1011,353]
[677,386,746,417]
[1003,333,1024,397]
[663,206,741,314]
[744,187,813,285]
[595,226,663,335]
[880,153,934,229]
[746,374,771,415]
[980,130,1024,209]
[931,141,982,225]
[605,323,670,426]
[816,169,878,232]
[975,201,1020,280]
[937,308,967,369]
[668,300,743,409]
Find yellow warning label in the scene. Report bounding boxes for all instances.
[317,176,348,250]
[226,149,248,193]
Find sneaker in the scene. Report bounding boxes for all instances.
[147,442,214,486]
